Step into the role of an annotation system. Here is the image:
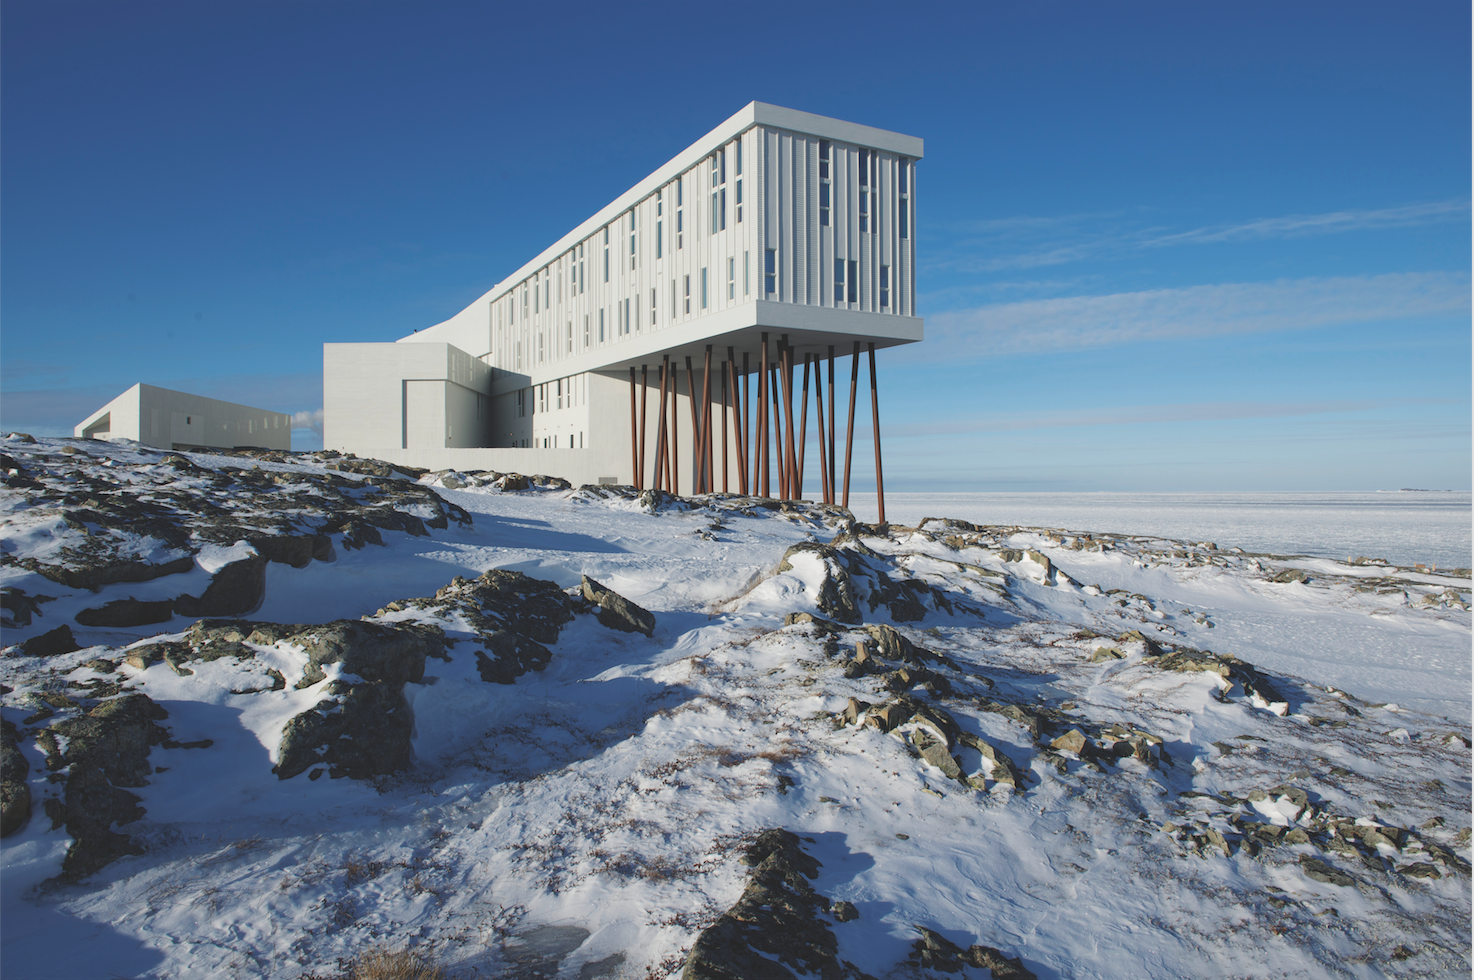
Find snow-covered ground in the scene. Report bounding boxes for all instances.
[2,436,1470,980]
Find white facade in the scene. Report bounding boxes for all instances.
[75,383,291,452]
[324,102,923,491]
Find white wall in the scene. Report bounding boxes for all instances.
[324,343,492,453]
[74,383,291,451]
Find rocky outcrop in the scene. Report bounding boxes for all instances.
[777,543,862,624]
[173,554,267,617]
[580,575,656,637]
[33,693,171,879]
[2,719,31,837]
[682,830,870,980]
[909,927,1036,979]
[16,624,82,658]
[75,597,176,627]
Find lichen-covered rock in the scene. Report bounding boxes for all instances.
[275,679,413,780]
[777,543,862,625]
[173,554,267,617]
[75,597,176,628]
[1,719,31,838]
[580,575,656,637]
[35,693,172,879]
[474,631,554,684]
[909,927,1037,978]
[15,624,82,658]
[682,830,868,980]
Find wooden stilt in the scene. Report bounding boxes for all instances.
[869,342,885,525]
[781,340,798,501]
[770,361,786,498]
[685,357,700,494]
[638,364,649,491]
[629,367,639,488]
[814,362,830,504]
[842,341,860,509]
[655,358,670,492]
[758,334,769,497]
[702,346,714,495]
[739,351,751,496]
[728,348,745,495]
[670,361,679,497]
[797,353,811,501]
[827,346,836,507]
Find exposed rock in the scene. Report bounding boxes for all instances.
[20,555,197,592]
[36,693,172,878]
[275,679,414,780]
[581,575,657,637]
[914,729,964,781]
[682,829,867,980]
[1,587,50,629]
[15,624,82,658]
[1272,568,1310,584]
[75,597,176,628]
[1089,645,1126,662]
[475,631,554,684]
[860,624,932,664]
[1300,855,1355,887]
[1050,728,1089,755]
[495,473,531,492]
[777,543,862,624]
[2,719,31,837]
[173,554,267,617]
[248,532,334,568]
[908,927,1036,979]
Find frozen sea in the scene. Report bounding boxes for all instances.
[846,491,1473,571]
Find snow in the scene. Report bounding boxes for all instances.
[1,437,1470,979]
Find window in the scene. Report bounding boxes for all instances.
[539,333,544,362]
[671,279,677,320]
[557,378,563,410]
[650,287,657,325]
[624,297,631,334]
[701,268,708,309]
[848,259,857,304]
[584,314,590,347]
[676,178,684,249]
[629,210,637,270]
[834,259,845,303]
[710,151,726,233]
[900,199,909,240]
[533,274,539,315]
[603,226,610,282]
[819,140,831,227]
[566,322,573,353]
[599,308,605,342]
[656,189,663,259]
[727,257,735,299]
[880,265,890,308]
[578,244,585,294]
[684,275,691,314]
[765,248,776,294]
[517,389,525,417]
[735,140,743,222]
[744,251,750,295]
[899,159,910,240]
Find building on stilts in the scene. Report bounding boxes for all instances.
[322,102,922,519]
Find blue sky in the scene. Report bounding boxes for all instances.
[3,0,1468,490]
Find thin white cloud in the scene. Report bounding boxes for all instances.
[292,408,325,434]
[927,272,1471,356]
[928,199,1470,274]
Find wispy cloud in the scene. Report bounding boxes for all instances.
[927,272,1470,356]
[928,199,1470,275]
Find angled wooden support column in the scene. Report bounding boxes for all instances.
[814,361,831,504]
[684,356,701,494]
[720,359,730,493]
[797,352,811,501]
[657,359,675,492]
[758,333,769,497]
[781,339,798,501]
[629,367,639,488]
[827,346,837,507]
[842,341,860,509]
[769,360,786,498]
[638,365,649,491]
[702,346,714,495]
[868,342,885,525]
[738,350,751,496]
[728,347,745,495]
[670,361,680,497]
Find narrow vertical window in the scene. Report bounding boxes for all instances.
[676,178,684,249]
[899,199,909,240]
[701,268,708,309]
[848,259,858,304]
[671,279,677,319]
[765,248,776,294]
[744,251,750,295]
[599,309,605,342]
[578,244,585,294]
[728,257,735,299]
[533,276,539,314]
[834,259,845,303]
[650,287,657,324]
[656,189,663,259]
[719,188,727,230]
[603,226,610,282]
[735,178,743,223]
[858,149,869,186]
[584,314,590,347]
[880,265,890,308]
[630,210,637,270]
[684,275,691,314]
[819,139,831,227]
[567,322,573,353]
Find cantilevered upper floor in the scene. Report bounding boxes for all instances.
[403,102,923,383]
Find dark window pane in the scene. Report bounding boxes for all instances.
[848,260,857,303]
[819,183,829,208]
[858,150,868,186]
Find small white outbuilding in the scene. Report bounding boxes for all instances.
[75,383,291,452]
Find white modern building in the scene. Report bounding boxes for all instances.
[324,102,923,516]
[75,383,292,452]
